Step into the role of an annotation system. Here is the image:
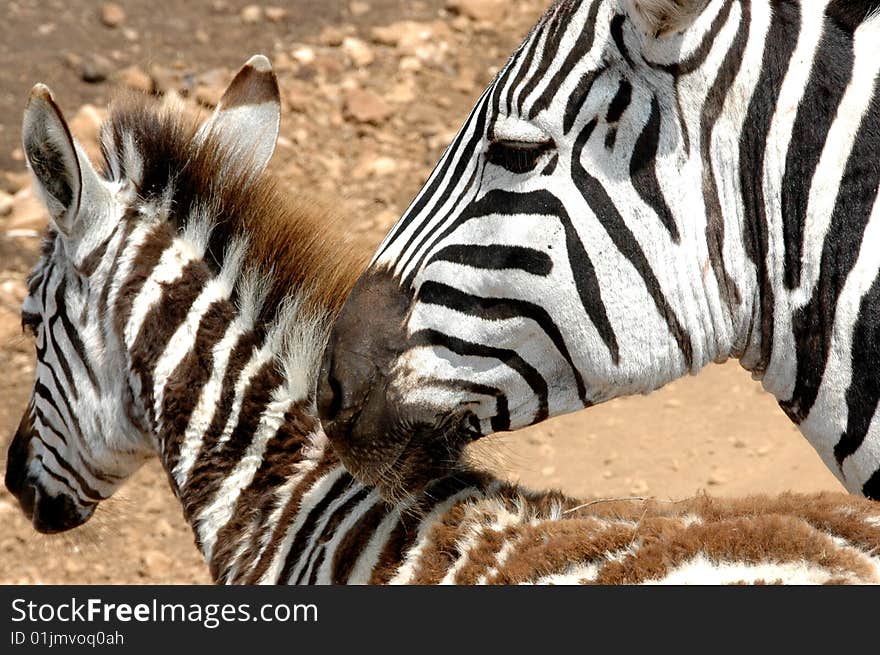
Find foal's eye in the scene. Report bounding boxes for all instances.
[487,140,554,174]
[21,311,41,336]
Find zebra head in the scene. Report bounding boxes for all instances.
[5,57,282,532]
[318,0,802,494]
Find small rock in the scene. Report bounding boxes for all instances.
[286,83,311,113]
[149,64,183,94]
[194,68,231,108]
[1,171,30,194]
[194,30,210,44]
[80,53,114,84]
[319,26,346,46]
[122,27,139,41]
[630,479,649,495]
[349,1,370,16]
[139,550,173,579]
[292,46,316,65]
[342,37,374,67]
[240,4,262,23]
[445,0,505,22]
[115,65,153,93]
[707,471,727,486]
[264,6,287,22]
[602,469,614,479]
[6,188,47,233]
[541,466,556,478]
[343,88,394,124]
[100,3,126,28]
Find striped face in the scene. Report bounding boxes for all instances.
[4,87,152,533]
[8,233,153,532]
[319,0,737,493]
[320,0,880,498]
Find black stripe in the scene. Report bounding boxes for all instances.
[384,96,491,271]
[278,471,354,583]
[610,13,634,67]
[739,1,801,375]
[401,149,484,288]
[630,96,679,242]
[411,328,549,425]
[863,468,880,500]
[781,16,855,290]
[564,68,604,135]
[572,120,693,369]
[530,1,602,120]
[607,80,632,125]
[426,244,553,277]
[419,188,620,365]
[53,278,101,392]
[418,280,587,404]
[515,4,575,113]
[782,78,880,423]
[826,0,880,32]
[295,487,371,584]
[34,437,105,502]
[431,379,511,432]
[699,0,751,312]
[835,270,880,467]
[505,17,550,116]
[160,298,236,476]
[33,454,96,506]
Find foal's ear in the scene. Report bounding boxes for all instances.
[22,85,107,236]
[624,0,710,38]
[22,85,83,234]
[197,54,281,177]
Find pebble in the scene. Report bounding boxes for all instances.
[707,471,727,486]
[445,0,505,22]
[240,4,262,24]
[292,46,316,65]
[342,37,375,67]
[343,88,394,124]
[349,1,371,16]
[319,26,347,47]
[79,53,114,84]
[100,3,126,28]
[630,479,649,495]
[139,550,173,578]
[6,188,46,233]
[264,6,287,22]
[115,65,154,93]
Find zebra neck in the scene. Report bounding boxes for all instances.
[115,223,338,574]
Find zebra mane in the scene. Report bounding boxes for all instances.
[98,93,368,323]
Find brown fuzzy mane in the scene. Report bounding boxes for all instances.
[100,93,368,322]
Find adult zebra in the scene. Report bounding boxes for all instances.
[12,60,879,585]
[317,0,880,500]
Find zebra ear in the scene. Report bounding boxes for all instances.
[624,0,710,38]
[22,85,83,234]
[22,85,108,236]
[197,54,281,178]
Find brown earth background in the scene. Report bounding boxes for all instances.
[0,0,844,584]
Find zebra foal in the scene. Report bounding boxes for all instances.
[4,57,880,585]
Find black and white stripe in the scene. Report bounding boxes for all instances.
[319,0,880,499]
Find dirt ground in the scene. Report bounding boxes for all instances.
[0,0,843,585]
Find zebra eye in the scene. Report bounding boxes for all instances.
[21,310,41,336]
[486,139,553,174]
